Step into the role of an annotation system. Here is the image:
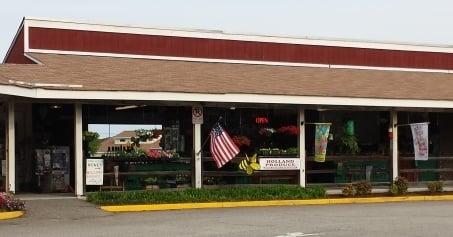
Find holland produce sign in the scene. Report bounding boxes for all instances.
[259,158,300,170]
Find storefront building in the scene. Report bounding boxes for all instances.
[2,17,453,196]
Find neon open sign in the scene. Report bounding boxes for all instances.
[255,117,269,124]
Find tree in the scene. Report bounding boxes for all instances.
[84,131,101,156]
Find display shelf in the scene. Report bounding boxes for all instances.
[104,170,191,176]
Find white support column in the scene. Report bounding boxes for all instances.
[6,102,15,193]
[391,111,398,180]
[298,107,306,187]
[74,104,84,196]
[194,123,202,188]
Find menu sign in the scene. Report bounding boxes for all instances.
[259,158,300,170]
[86,159,104,185]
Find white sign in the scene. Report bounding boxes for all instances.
[192,105,203,124]
[86,159,104,185]
[259,158,301,170]
[410,122,429,161]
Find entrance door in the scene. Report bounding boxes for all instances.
[15,103,75,193]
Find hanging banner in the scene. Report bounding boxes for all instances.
[410,123,429,161]
[314,123,331,162]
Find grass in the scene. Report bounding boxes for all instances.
[87,185,326,205]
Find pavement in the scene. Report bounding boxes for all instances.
[1,198,453,237]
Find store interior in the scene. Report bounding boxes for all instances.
[2,102,453,193]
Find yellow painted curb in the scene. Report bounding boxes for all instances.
[100,194,453,213]
[0,211,24,220]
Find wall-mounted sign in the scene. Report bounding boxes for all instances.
[86,159,104,185]
[192,105,203,124]
[259,158,300,170]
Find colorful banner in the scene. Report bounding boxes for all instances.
[410,123,429,161]
[315,123,331,162]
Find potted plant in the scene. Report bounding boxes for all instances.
[176,174,191,188]
[144,176,159,190]
[338,120,360,154]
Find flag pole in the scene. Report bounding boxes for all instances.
[393,122,430,127]
[195,116,223,156]
[300,122,332,125]
[196,133,211,156]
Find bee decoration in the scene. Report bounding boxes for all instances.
[239,154,261,175]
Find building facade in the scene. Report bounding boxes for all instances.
[2,17,453,196]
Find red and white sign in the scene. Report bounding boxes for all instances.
[192,105,203,124]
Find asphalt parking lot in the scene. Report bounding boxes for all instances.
[1,199,453,237]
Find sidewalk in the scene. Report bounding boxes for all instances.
[2,197,110,223]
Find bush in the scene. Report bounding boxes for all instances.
[0,193,25,211]
[87,186,326,205]
[427,181,443,194]
[390,177,408,196]
[342,184,355,197]
[353,181,372,196]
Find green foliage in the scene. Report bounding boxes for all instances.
[84,131,101,156]
[339,134,360,154]
[427,181,443,194]
[286,147,299,155]
[86,186,326,205]
[390,176,409,196]
[342,184,355,197]
[337,120,360,155]
[144,177,158,185]
[390,184,399,196]
[114,147,148,159]
[353,181,372,196]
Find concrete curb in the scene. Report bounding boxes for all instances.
[0,211,24,220]
[100,194,453,212]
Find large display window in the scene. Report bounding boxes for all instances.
[398,112,453,185]
[83,105,193,191]
[305,110,391,186]
[201,107,299,186]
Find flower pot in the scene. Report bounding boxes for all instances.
[176,184,191,189]
[145,185,159,190]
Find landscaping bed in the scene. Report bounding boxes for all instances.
[87,186,326,205]
[0,192,25,212]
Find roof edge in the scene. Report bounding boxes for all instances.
[23,16,453,53]
[2,84,453,109]
[3,17,25,63]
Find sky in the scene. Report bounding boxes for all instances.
[1,0,453,59]
[88,124,162,139]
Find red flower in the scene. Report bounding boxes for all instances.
[232,135,251,147]
[148,149,161,158]
[277,125,299,136]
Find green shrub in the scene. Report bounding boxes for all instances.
[427,181,443,194]
[391,177,408,196]
[390,184,399,196]
[353,181,372,196]
[342,184,355,197]
[87,185,326,205]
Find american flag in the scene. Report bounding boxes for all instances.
[210,123,240,168]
